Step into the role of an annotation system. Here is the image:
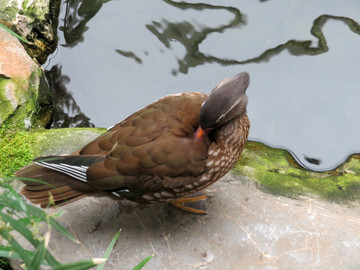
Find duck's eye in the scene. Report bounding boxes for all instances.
[216,114,226,122]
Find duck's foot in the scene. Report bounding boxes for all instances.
[170,194,212,215]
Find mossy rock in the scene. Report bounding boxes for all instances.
[235,141,360,203]
[0,0,61,63]
[0,128,105,178]
[0,69,51,129]
[0,28,53,129]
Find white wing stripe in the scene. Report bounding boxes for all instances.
[36,162,88,182]
[59,163,88,172]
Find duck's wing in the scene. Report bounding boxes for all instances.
[17,92,210,206]
[84,93,210,197]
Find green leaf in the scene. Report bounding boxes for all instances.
[0,211,60,267]
[29,231,50,269]
[97,229,121,270]
[0,196,78,244]
[1,183,28,212]
[0,228,32,266]
[52,258,106,270]
[0,22,34,45]
[25,204,78,243]
[47,216,79,244]
[132,254,154,270]
[51,210,66,219]
[0,246,34,261]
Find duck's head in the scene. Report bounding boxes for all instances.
[199,72,249,130]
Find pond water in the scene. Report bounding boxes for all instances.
[44,0,360,171]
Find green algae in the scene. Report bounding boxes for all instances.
[235,141,360,203]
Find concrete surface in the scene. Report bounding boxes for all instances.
[10,129,360,269]
[43,174,360,270]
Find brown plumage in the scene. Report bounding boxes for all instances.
[16,72,251,213]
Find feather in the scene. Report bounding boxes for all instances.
[34,155,105,182]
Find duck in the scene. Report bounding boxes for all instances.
[16,72,250,214]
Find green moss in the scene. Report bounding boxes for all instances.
[0,131,37,178]
[22,0,30,11]
[235,141,360,203]
[0,7,18,21]
[0,67,52,130]
[0,128,106,178]
[22,0,41,20]
[0,79,14,123]
[0,70,49,176]
[0,75,33,126]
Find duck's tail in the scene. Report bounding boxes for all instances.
[15,162,102,208]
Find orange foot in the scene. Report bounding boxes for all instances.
[170,194,212,215]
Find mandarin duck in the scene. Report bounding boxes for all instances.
[16,72,250,214]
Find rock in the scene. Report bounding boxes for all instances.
[44,177,360,270]
[0,27,38,125]
[6,128,360,269]
[0,0,60,63]
[0,128,105,178]
[0,28,51,128]
[235,141,360,203]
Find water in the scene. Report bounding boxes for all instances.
[44,0,360,171]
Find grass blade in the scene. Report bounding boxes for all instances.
[52,258,106,270]
[0,211,60,267]
[26,204,79,243]
[0,229,32,266]
[132,254,154,270]
[51,210,66,219]
[0,23,33,45]
[0,196,78,244]
[97,229,121,270]
[0,246,35,261]
[1,183,27,212]
[47,216,79,244]
[29,231,50,269]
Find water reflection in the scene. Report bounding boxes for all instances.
[304,156,322,166]
[45,65,94,128]
[45,0,360,171]
[147,0,246,75]
[115,49,143,64]
[60,0,105,47]
[239,15,360,63]
[147,10,360,74]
